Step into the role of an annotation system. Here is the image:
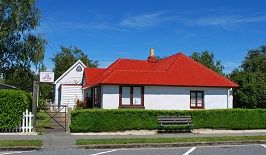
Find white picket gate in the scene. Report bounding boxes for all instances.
[0,109,34,133]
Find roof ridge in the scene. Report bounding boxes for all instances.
[114,70,166,73]
[118,58,146,61]
[164,53,184,72]
[86,67,106,70]
[92,58,122,84]
[183,54,238,86]
[89,69,106,80]
[98,69,115,84]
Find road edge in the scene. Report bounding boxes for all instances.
[78,140,266,149]
[0,146,41,151]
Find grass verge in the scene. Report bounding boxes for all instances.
[0,140,42,147]
[76,136,266,145]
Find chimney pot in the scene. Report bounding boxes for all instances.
[150,48,155,57]
[148,48,157,63]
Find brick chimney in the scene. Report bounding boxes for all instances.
[148,48,157,63]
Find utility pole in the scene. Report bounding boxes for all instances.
[32,63,41,132]
[32,81,38,132]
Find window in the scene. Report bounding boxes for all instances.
[119,86,144,108]
[190,91,204,109]
[122,87,131,105]
[76,66,82,72]
[93,86,101,108]
[133,87,142,105]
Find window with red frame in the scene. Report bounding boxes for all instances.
[190,91,204,109]
[119,86,144,108]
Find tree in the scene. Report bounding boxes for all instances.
[190,51,224,75]
[230,70,266,108]
[230,45,266,108]
[52,46,99,79]
[241,46,266,73]
[4,67,36,91]
[0,0,46,91]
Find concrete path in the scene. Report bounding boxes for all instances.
[42,132,76,148]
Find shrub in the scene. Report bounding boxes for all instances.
[75,99,86,110]
[0,89,30,128]
[70,109,266,132]
[38,98,47,110]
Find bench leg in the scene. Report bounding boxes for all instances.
[158,125,163,133]
[188,125,192,132]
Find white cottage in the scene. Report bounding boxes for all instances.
[54,60,86,108]
[82,49,238,110]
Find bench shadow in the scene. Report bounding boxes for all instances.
[157,129,193,134]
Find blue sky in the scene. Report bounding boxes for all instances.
[37,0,266,73]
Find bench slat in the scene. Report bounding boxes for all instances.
[157,115,193,132]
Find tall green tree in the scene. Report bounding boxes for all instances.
[52,46,99,79]
[190,51,224,75]
[241,46,266,73]
[0,0,46,91]
[230,45,266,108]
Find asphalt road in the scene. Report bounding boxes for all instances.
[1,144,266,155]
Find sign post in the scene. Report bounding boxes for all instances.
[33,71,54,132]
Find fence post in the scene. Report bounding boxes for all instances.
[29,111,33,132]
[26,109,29,132]
[22,111,25,133]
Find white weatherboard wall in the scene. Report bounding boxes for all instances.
[61,85,83,108]
[101,85,233,110]
[54,60,85,106]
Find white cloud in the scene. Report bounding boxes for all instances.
[119,12,165,28]
[37,17,128,34]
[187,15,266,27]
[38,11,266,34]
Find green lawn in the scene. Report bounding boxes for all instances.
[0,140,42,147]
[76,135,266,145]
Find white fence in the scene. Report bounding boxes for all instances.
[0,109,34,133]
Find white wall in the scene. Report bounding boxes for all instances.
[101,85,233,110]
[101,85,120,109]
[54,62,85,105]
[144,86,189,110]
[145,86,232,110]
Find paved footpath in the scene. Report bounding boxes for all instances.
[1,130,266,148]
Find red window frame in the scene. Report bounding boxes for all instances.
[119,86,144,108]
[190,91,204,109]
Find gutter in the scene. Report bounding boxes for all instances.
[78,140,266,149]
[227,88,232,109]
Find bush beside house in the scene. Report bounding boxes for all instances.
[70,109,266,132]
[0,89,31,128]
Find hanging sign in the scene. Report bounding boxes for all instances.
[40,72,54,83]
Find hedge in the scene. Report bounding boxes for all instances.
[0,89,31,128]
[70,109,266,132]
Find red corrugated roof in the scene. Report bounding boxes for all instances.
[83,52,238,88]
